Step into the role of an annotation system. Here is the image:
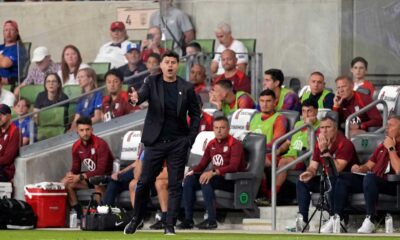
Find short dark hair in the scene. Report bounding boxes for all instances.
[104,68,124,82]
[186,42,202,52]
[15,97,30,108]
[148,53,161,63]
[335,75,353,83]
[259,89,276,99]
[76,116,92,126]
[351,56,368,69]
[215,79,233,91]
[301,98,318,109]
[264,68,284,87]
[310,71,325,80]
[161,50,180,63]
[213,116,229,126]
[320,115,337,126]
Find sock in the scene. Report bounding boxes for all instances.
[161,212,167,224]
[72,204,83,219]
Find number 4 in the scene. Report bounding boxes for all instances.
[126,15,132,25]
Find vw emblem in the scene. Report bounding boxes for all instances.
[83,158,96,172]
[212,154,224,166]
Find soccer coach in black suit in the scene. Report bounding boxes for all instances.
[124,51,201,235]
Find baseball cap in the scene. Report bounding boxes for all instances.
[31,46,50,62]
[110,21,125,31]
[0,104,11,115]
[4,20,19,32]
[125,43,141,54]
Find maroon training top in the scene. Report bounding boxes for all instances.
[0,123,19,180]
[192,135,246,176]
[370,143,400,179]
[333,91,382,130]
[312,131,358,173]
[71,134,114,178]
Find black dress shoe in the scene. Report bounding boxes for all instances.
[195,219,218,230]
[123,218,142,235]
[164,225,176,235]
[176,219,194,229]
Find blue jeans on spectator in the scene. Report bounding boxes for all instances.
[102,170,134,206]
[182,174,234,222]
[296,175,337,222]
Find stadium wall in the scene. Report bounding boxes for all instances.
[1,0,399,88]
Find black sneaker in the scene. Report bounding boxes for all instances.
[195,219,217,230]
[137,219,144,230]
[89,175,110,185]
[149,220,164,230]
[176,219,194,229]
[164,225,176,235]
[123,218,142,235]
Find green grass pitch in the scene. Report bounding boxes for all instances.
[0,231,399,240]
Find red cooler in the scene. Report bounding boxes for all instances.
[24,182,67,228]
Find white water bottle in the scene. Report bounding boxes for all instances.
[332,214,341,233]
[295,213,304,232]
[385,213,393,233]
[69,209,77,228]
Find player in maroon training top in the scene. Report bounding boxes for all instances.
[178,116,246,230]
[296,116,358,233]
[61,116,114,219]
[0,104,19,182]
[335,115,400,233]
[333,75,382,136]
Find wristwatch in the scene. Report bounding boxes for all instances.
[389,146,396,152]
[212,169,217,176]
[79,174,85,181]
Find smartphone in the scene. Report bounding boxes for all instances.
[146,34,154,40]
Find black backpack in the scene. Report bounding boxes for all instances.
[81,193,131,231]
[0,197,37,229]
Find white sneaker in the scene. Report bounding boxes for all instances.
[296,220,309,232]
[357,216,375,234]
[320,216,334,233]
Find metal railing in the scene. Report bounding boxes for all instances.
[13,70,151,145]
[270,123,315,231]
[344,99,388,138]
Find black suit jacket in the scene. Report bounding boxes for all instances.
[137,73,201,146]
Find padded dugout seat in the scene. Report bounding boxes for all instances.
[278,110,300,131]
[192,132,266,217]
[377,85,400,116]
[229,109,257,136]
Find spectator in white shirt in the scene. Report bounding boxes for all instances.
[211,22,248,76]
[94,21,131,69]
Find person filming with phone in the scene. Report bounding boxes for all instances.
[141,26,166,63]
[296,116,358,233]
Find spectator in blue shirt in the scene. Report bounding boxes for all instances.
[69,68,102,131]
[13,97,36,145]
[0,20,28,87]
